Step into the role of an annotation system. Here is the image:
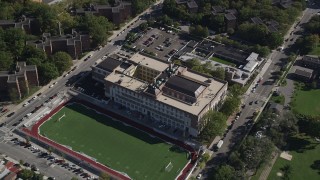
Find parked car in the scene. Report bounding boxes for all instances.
[6,112,15,117]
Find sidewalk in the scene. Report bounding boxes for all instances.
[258,152,278,180]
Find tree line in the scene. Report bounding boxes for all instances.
[162,0,306,49]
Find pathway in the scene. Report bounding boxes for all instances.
[258,152,279,180]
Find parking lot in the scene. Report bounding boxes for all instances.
[1,137,97,179]
[132,28,189,61]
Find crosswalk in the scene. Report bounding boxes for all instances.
[0,126,10,133]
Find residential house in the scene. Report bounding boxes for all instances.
[175,0,198,13]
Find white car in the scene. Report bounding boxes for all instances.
[23,102,30,107]
[49,84,54,88]
[26,113,32,117]
[196,174,202,179]
[32,96,38,100]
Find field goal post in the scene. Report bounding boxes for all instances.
[165,161,173,172]
[56,112,66,122]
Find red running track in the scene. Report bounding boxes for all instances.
[22,100,197,180]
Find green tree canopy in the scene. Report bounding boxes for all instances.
[211,67,225,80]
[220,96,241,116]
[79,14,113,46]
[51,51,73,75]
[199,110,227,142]
[0,51,13,71]
[3,28,26,58]
[38,62,59,84]
[22,45,47,61]
[213,165,236,180]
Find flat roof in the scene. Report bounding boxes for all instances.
[212,45,249,63]
[129,53,169,72]
[105,72,148,92]
[165,76,205,97]
[294,66,313,77]
[158,70,226,115]
[97,57,122,72]
[303,55,320,64]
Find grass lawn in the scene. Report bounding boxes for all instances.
[309,44,320,56]
[291,88,320,116]
[40,103,188,180]
[268,134,320,180]
[270,94,285,105]
[210,57,236,67]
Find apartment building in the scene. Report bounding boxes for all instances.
[74,0,132,25]
[0,16,40,34]
[0,62,39,101]
[93,53,228,137]
[27,30,90,59]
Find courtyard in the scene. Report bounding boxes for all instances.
[39,103,189,180]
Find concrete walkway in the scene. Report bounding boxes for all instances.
[258,152,278,180]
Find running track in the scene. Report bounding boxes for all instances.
[22,99,197,180]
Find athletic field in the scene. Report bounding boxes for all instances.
[39,103,189,180]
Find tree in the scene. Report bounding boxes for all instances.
[266,32,283,49]
[78,14,113,46]
[51,51,73,74]
[220,97,241,116]
[190,25,209,38]
[21,45,47,61]
[139,22,148,31]
[18,169,34,179]
[38,62,59,84]
[184,58,202,68]
[0,51,13,71]
[213,165,236,180]
[211,67,225,80]
[228,84,245,98]
[281,164,292,180]
[199,110,227,142]
[238,136,274,170]
[3,28,26,58]
[99,172,110,180]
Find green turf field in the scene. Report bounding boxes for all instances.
[292,88,320,116]
[39,103,188,180]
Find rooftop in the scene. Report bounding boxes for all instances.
[251,17,264,25]
[225,13,237,20]
[212,45,249,63]
[187,1,198,9]
[165,75,205,98]
[212,6,224,13]
[129,53,169,72]
[157,69,226,115]
[303,55,320,64]
[97,57,123,72]
[294,66,313,78]
[105,72,148,92]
